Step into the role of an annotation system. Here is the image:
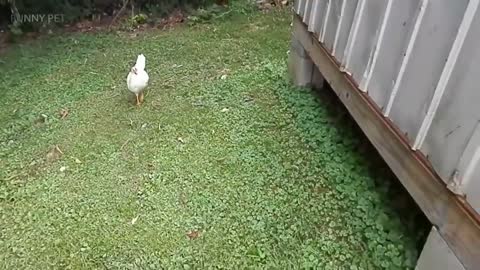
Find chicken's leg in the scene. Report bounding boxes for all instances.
[135,94,140,106]
[139,91,144,104]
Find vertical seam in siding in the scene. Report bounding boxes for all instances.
[342,0,366,70]
[461,148,480,192]
[452,123,480,195]
[359,0,393,92]
[295,0,301,14]
[303,0,312,24]
[413,0,479,150]
[308,0,320,32]
[299,0,306,17]
[332,0,347,56]
[320,0,332,42]
[384,0,429,117]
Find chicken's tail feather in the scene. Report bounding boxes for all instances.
[135,54,146,71]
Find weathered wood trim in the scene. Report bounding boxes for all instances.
[292,14,480,270]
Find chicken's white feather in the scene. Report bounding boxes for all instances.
[127,54,149,95]
[135,54,146,71]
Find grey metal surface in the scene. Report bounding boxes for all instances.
[323,0,343,52]
[293,0,480,215]
[333,0,358,61]
[415,227,465,270]
[388,0,469,143]
[345,0,386,83]
[307,0,327,33]
[419,11,480,211]
[367,0,420,109]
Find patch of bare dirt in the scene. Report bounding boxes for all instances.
[64,16,114,33]
[157,9,186,30]
[257,0,290,11]
[0,31,11,54]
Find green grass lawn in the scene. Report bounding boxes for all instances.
[0,9,425,269]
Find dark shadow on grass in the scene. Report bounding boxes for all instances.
[312,83,431,253]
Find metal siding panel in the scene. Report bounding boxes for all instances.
[303,0,314,24]
[324,0,344,52]
[346,0,387,83]
[294,0,480,216]
[420,9,480,189]
[367,0,421,109]
[291,17,480,267]
[465,161,480,214]
[451,123,480,213]
[413,0,479,150]
[298,0,307,17]
[308,0,323,33]
[320,0,332,42]
[416,227,465,270]
[310,0,329,35]
[333,0,358,61]
[343,0,367,68]
[388,0,469,144]
[319,0,332,42]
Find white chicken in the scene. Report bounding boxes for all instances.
[127,54,149,106]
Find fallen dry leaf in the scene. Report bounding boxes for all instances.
[220,74,228,80]
[177,137,185,144]
[55,145,64,154]
[221,108,229,112]
[187,230,200,240]
[60,108,69,119]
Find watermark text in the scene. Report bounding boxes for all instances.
[11,14,64,24]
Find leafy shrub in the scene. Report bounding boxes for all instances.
[131,13,148,24]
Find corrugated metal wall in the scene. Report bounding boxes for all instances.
[294,0,480,214]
